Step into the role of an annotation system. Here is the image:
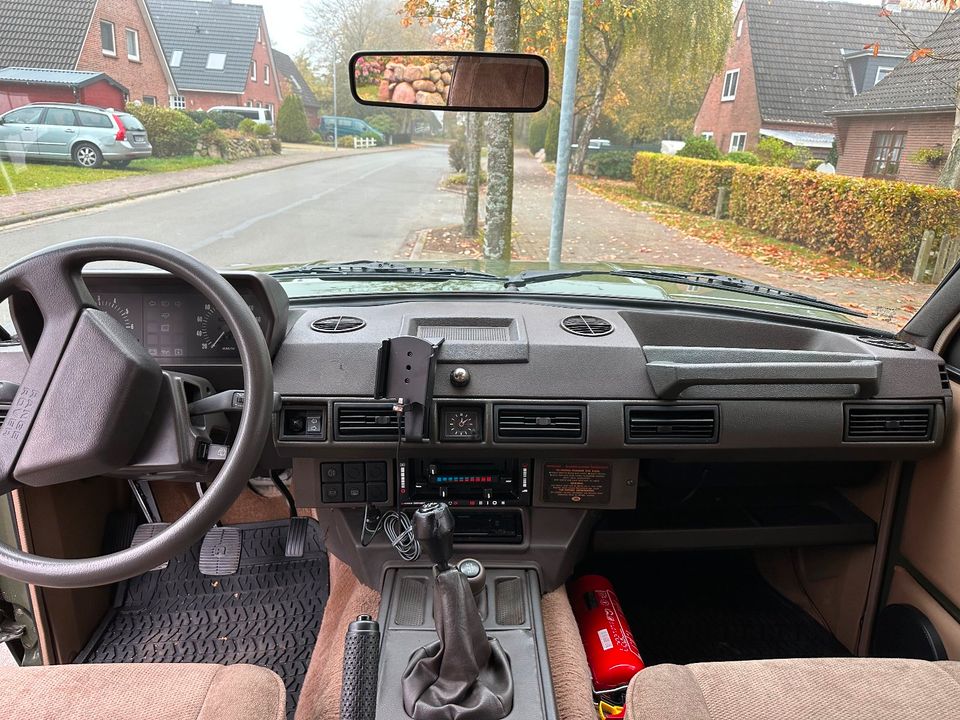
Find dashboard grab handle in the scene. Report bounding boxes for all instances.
[646,359,882,399]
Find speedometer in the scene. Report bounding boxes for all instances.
[195,301,262,355]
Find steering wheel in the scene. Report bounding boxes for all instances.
[0,238,273,588]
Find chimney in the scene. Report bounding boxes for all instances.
[884,0,902,14]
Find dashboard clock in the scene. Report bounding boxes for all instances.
[441,407,483,442]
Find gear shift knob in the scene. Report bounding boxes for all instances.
[413,502,455,570]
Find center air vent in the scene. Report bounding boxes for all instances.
[494,405,585,443]
[625,405,719,444]
[561,315,613,337]
[844,404,935,442]
[312,315,366,333]
[334,403,402,440]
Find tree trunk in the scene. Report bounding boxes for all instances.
[483,0,520,259]
[463,0,488,238]
[571,73,609,175]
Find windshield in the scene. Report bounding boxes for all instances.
[2,0,956,332]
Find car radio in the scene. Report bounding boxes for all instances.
[398,458,532,507]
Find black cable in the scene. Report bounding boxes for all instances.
[271,470,298,518]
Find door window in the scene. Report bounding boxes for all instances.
[3,107,44,124]
[43,108,78,126]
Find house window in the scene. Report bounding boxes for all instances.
[737,19,743,38]
[250,61,257,81]
[169,95,186,109]
[875,66,894,84]
[170,50,183,67]
[143,96,157,106]
[257,25,263,43]
[701,131,714,141]
[101,20,116,56]
[867,131,906,177]
[721,69,739,101]
[729,132,747,152]
[206,53,227,70]
[126,28,140,61]
[264,64,271,85]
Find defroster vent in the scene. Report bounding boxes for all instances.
[625,405,719,444]
[561,315,613,337]
[312,315,366,333]
[844,404,935,442]
[494,405,585,443]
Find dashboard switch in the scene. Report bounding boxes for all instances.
[365,462,387,483]
[366,483,388,503]
[321,483,344,503]
[321,463,343,483]
[345,483,365,503]
[344,463,365,484]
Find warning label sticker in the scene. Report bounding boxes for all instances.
[544,463,612,504]
[597,628,613,651]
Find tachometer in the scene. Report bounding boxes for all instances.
[96,294,137,333]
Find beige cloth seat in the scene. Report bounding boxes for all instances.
[626,657,960,720]
[0,662,285,720]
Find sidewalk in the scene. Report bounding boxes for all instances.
[0,144,401,228]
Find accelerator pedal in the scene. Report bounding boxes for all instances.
[199,526,242,576]
[129,522,171,571]
[285,517,309,558]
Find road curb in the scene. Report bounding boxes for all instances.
[0,145,408,230]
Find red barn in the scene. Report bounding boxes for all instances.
[0,67,127,114]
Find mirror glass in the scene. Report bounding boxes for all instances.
[350,52,547,112]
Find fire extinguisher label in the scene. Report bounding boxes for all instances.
[597,628,614,651]
[595,589,642,658]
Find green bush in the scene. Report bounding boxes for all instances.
[254,122,272,138]
[238,118,257,136]
[805,159,824,171]
[544,107,560,163]
[632,152,960,274]
[528,113,548,155]
[726,151,760,165]
[755,137,811,167]
[277,94,312,143]
[448,138,466,172]
[366,113,398,137]
[632,152,735,214]
[583,151,635,180]
[125,103,200,157]
[676,136,722,160]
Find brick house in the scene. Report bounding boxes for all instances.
[274,50,322,130]
[145,0,282,114]
[826,11,960,185]
[694,0,944,158]
[0,0,176,108]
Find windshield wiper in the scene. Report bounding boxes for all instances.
[504,269,866,317]
[271,260,505,282]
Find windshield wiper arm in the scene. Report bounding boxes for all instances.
[504,269,866,317]
[271,260,506,282]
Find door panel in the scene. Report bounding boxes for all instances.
[888,566,960,659]
[0,106,43,158]
[36,107,79,159]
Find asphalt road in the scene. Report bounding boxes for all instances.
[0,144,462,269]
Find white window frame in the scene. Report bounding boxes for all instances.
[264,64,271,85]
[169,95,186,109]
[100,20,116,57]
[125,28,140,62]
[721,69,739,101]
[875,66,895,85]
[170,50,183,67]
[257,25,263,43]
[250,61,257,81]
[143,95,157,106]
[729,132,747,152]
[701,131,714,141]
[206,53,227,70]
[737,19,743,38]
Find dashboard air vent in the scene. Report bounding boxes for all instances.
[844,404,934,443]
[0,405,8,425]
[334,403,402,440]
[561,315,613,337]
[311,315,366,333]
[940,365,951,390]
[494,405,585,443]
[626,405,719,444]
[857,336,915,351]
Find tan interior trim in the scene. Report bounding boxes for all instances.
[10,488,53,665]
[888,565,960,660]
[933,312,960,356]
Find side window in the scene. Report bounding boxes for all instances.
[100,20,116,56]
[4,107,44,124]
[44,108,78,126]
[76,111,113,129]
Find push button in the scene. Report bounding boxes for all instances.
[344,483,365,503]
[365,462,387,484]
[344,463,365,484]
[321,463,342,483]
[321,483,343,503]
[366,483,388,503]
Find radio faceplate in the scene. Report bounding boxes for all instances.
[398,458,532,507]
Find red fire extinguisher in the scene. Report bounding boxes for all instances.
[569,575,645,693]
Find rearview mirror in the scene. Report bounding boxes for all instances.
[350,52,548,112]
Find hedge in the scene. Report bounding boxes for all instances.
[125,103,200,157]
[632,152,960,274]
[584,151,634,180]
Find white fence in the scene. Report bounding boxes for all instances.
[352,136,378,150]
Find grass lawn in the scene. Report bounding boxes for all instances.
[577,177,893,281]
[0,156,223,197]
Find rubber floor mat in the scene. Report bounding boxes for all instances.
[79,520,329,719]
[587,553,850,666]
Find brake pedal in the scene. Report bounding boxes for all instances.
[199,527,242,576]
[285,517,309,558]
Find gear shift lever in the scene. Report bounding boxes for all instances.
[414,502,455,571]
